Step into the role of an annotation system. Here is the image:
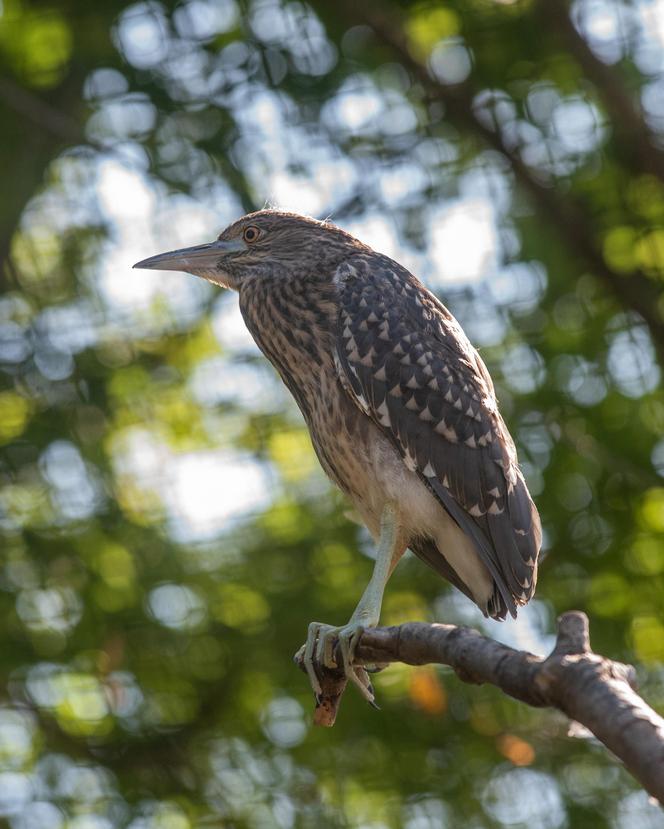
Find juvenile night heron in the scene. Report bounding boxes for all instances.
[134,210,541,703]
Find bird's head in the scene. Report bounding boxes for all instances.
[133,209,366,290]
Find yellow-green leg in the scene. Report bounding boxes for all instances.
[298,503,404,704]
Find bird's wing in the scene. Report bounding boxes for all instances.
[333,254,541,619]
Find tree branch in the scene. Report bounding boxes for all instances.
[295,611,664,803]
[536,0,664,183]
[335,0,664,364]
[0,77,83,142]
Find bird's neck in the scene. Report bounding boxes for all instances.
[238,272,338,410]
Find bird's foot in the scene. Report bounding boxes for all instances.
[295,621,376,705]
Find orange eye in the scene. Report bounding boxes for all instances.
[243,226,260,243]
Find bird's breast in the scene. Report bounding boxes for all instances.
[238,275,384,506]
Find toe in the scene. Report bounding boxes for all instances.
[318,626,338,670]
[348,665,376,704]
[338,624,363,674]
[303,623,323,698]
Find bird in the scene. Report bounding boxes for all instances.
[134,210,542,703]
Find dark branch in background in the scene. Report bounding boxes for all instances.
[0,75,87,290]
[295,611,664,803]
[337,1,664,364]
[0,77,83,142]
[537,0,664,184]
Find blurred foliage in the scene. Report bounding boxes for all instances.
[2,0,664,826]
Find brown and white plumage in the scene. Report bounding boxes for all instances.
[134,209,542,626]
[334,253,540,619]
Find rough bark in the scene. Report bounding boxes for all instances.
[295,611,664,803]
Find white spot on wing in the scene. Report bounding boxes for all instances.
[403,448,417,471]
[376,400,391,427]
[405,396,419,411]
[356,392,370,413]
[359,347,377,367]
[435,420,458,443]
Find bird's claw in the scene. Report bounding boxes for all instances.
[297,621,376,705]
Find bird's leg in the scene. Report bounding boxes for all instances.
[298,503,403,703]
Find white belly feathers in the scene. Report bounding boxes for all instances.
[354,427,494,611]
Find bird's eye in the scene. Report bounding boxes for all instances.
[243,226,261,243]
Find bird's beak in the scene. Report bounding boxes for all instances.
[132,238,246,273]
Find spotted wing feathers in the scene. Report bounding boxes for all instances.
[334,255,541,619]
